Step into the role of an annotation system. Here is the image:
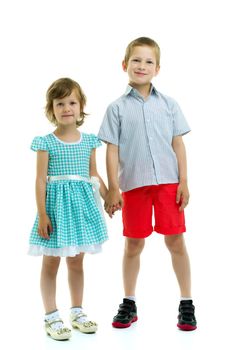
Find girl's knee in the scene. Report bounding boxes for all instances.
[42,256,60,274]
[66,253,84,271]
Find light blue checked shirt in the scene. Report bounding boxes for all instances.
[98,85,191,192]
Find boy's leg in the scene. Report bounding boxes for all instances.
[112,186,152,328]
[123,237,145,296]
[112,238,144,328]
[164,234,191,297]
[114,213,147,329]
[153,184,196,330]
[165,234,196,330]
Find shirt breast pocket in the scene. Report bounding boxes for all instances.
[149,107,174,139]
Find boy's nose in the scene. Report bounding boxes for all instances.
[138,64,145,70]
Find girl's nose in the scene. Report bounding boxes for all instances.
[64,104,71,111]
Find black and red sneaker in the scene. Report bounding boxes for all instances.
[177,300,197,331]
[112,298,138,328]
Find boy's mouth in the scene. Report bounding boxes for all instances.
[135,72,146,76]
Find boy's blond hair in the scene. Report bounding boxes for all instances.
[45,77,87,127]
[124,37,160,67]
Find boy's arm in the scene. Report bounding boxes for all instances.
[105,143,123,217]
[36,151,52,239]
[172,136,190,211]
[89,148,108,201]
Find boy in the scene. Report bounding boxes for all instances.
[98,37,197,331]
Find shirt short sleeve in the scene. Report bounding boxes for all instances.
[172,100,191,137]
[89,134,102,149]
[31,136,48,152]
[98,104,120,145]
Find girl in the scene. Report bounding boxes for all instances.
[29,77,108,340]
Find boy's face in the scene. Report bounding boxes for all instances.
[53,90,81,126]
[123,45,160,87]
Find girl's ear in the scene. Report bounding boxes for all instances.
[122,61,127,72]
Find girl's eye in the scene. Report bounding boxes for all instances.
[57,102,63,106]
[70,102,77,105]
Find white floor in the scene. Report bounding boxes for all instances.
[3,213,233,350]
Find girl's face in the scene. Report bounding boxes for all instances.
[53,90,81,126]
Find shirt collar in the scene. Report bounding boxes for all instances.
[124,84,158,98]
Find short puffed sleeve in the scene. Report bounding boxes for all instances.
[89,134,102,149]
[31,136,48,152]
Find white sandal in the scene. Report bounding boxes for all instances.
[45,318,72,340]
[70,312,98,333]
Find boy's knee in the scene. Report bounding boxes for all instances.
[125,238,145,256]
[165,235,185,254]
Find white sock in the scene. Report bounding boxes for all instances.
[70,307,88,323]
[180,297,192,301]
[45,310,63,330]
[125,296,136,302]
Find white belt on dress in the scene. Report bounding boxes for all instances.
[47,175,105,218]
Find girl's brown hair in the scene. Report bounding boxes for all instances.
[45,77,87,127]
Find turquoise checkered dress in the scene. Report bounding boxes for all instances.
[28,132,108,257]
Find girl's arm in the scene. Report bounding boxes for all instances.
[105,143,123,217]
[172,135,190,211]
[36,151,52,239]
[89,148,108,201]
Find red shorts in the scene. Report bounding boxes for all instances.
[122,184,186,238]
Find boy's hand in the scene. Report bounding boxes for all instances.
[106,203,121,218]
[176,182,190,211]
[38,214,53,239]
[104,189,123,218]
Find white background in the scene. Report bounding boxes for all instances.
[1,0,233,349]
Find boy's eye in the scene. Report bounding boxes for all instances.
[147,61,154,64]
[132,59,140,62]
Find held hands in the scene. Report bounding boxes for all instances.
[176,182,190,211]
[38,214,53,239]
[104,189,123,218]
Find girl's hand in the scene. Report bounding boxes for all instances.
[106,203,121,218]
[176,182,190,211]
[38,214,53,239]
[104,189,123,218]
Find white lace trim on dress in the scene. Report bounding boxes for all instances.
[28,244,102,257]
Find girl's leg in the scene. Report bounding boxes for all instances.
[40,256,61,313]
[123,238,145,296]
[66,253,85,306]
[67,253,98,333]
[164,234,191,297]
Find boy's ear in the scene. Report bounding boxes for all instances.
[122,61,127,72]
[154,65,160,76]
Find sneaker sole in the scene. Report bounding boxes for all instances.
[112,316,138,328]
[177,323,197,331]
